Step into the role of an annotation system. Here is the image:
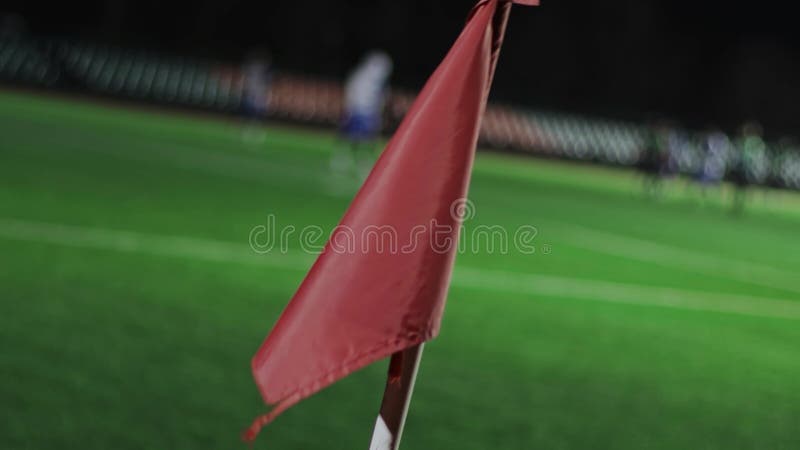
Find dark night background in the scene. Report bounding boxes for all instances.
[6,0,799,136]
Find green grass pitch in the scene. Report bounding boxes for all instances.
[1,90,799,449]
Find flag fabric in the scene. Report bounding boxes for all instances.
[245,0,536,441]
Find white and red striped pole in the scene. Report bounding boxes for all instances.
[368,344,424,450]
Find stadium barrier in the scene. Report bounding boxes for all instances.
[1,30,798,190]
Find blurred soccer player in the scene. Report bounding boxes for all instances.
[772,137,797,188]
[730,121,767,213]
[637,120,671,197]
[241,49,273,144]
[693,127,730,201]
[331,51,393,178]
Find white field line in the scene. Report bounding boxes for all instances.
[555,222,800,296]
[453,268,800,320]
[24,134,800,294]
[1,217,799,320]
[9,119,799,291]
[5,117,327,188]
[0,217,311,270]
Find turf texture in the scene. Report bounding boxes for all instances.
[1,90,799,449]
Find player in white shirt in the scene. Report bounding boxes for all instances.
[241,50,272,144]
[691,128,730,202]
[332,51,393,178]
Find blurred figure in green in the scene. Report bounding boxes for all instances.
[730,121,767,213]
[637,120,671,198]
[771,137,796,188]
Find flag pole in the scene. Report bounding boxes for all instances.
[366,2,518,449]
[246,0,536,445]
[367,4,516,449]
[368,344,424,450]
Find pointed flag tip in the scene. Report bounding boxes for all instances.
[512,0,539,5]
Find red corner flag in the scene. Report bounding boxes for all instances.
[246,0,536,444]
